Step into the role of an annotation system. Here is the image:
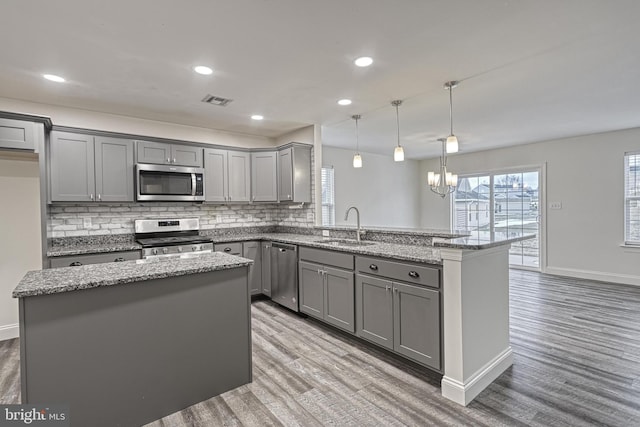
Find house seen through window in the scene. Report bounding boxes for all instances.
[625,152,640,245]
[321,167,335,226]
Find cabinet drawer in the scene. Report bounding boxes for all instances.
[215,242,242,255]
[356,256,440,289]
[299,247,354,270]
[50,251,141,268]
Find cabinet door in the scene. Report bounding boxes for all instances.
[228,151,251,203]
[136,141,171,164]
[243,241,262,296]
[355,274,393,350]
[50,131,95,202]
[0,117,35,150]
[261,242,272,297]
[95,136,134,202]
[251,151,278,202]
[204,148,228,202]
[278,147,293,201]
[393,282,440,370]
[324,266,355,333]
[299,260,324,319]
[171,145,203,167]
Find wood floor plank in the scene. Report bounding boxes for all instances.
[3,270,640,426]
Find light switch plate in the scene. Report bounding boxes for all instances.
[83,217,92,229]
[549,202,562,210]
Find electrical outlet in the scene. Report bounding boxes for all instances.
[322,230,330,237]
[83,217,92,229]
[549,202,562,210]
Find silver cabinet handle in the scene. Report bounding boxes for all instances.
[393,287,398,293]
[385,285,391,292]
[114,257,125,262]
[224,247,232,252]
[167,157,171,163]
[408,271,420,279]
[90,194,94,201]
[70,261,83,267]
[98,194,102,201]
[173,158,176,163]
[369,264,378,271]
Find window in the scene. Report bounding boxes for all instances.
[453,170,540,268]
[625,152,640,245]
[321,167,335,226]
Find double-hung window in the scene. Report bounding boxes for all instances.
[625,152,640,245]
[321,167,335,226]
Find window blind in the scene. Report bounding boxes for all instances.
[625,152,640,244]
[321,167,335,226]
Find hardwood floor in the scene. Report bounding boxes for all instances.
[2,270,640,426]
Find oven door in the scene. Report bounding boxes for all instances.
[136,164,205,201]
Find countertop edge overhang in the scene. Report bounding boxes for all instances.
[13,252,253,298]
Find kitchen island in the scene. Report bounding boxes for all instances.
[13,252,253,427]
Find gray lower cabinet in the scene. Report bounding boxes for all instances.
[49,250,141,268]
[261,242,272,296]
[298,247,355,333]
[355,256,441,370]
[0,117,36,150]
[251,151,278,202]
[50,131,134,202]
[137,140,203,167]
[243,241,262,296]
[204,149,250,203]
[214,242,242,255]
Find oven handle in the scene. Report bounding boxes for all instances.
[191,173,196,196]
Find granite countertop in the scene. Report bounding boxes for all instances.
[14,252,252,298]
[433,231,536,250]
[47,241,143,257]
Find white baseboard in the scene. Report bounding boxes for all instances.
[0,323,19,341]
[441,347,513,406]
[545,267,640,287]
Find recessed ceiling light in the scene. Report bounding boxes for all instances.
[43,74,65,83]
[251,115,264,121]
[354,57,373,67]
[337,99,352,106]
[193,65,213,75]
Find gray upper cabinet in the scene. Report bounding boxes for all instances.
[251,151,278,202]
[94,136,134,202]
[50,131,95,202]
[137,141,202,167]
[243,241,262,296]
[228,151,251,202]
[204,148,250,203]
[0,117,36,151]
[204,149,228,202]
[278,145,311,203]
[50,131,134,203]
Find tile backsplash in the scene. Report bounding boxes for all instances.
[47,202,315,238]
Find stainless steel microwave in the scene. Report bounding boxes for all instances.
[135,164,205,202]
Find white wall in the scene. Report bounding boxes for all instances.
[323,146,422,228]
[420,127,640,286]
[0,97,276,148]
[0,153,42,340]
[275,125,314,145]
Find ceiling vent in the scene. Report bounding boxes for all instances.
[201,94,233,106]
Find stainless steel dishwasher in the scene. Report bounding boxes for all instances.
[270,242,298,312]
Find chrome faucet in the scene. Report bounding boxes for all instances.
[344,206,363,242]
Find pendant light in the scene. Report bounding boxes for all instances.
[391,100,405,162]
[444,80,459,154]
[352,114,363,168]
[427,138,458,198]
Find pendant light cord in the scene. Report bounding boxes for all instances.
[395,104,401,148]
[449,84,454,136]
[355,117,360,153]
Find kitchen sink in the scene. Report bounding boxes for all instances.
[314,239,376,247]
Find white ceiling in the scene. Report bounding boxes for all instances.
[1,1,639,158]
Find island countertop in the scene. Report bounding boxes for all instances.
[433,231,536,250]
[13,252,253,298]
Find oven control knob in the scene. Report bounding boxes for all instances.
[162,248,168,254]
[152,248,158,255]
[192,245,199,251]
[178,247,183,252]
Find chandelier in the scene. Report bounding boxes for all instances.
[427,138,458,197]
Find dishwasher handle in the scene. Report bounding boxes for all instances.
[272,243,297,252]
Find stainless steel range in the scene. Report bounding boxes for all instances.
[135,218,213,259]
